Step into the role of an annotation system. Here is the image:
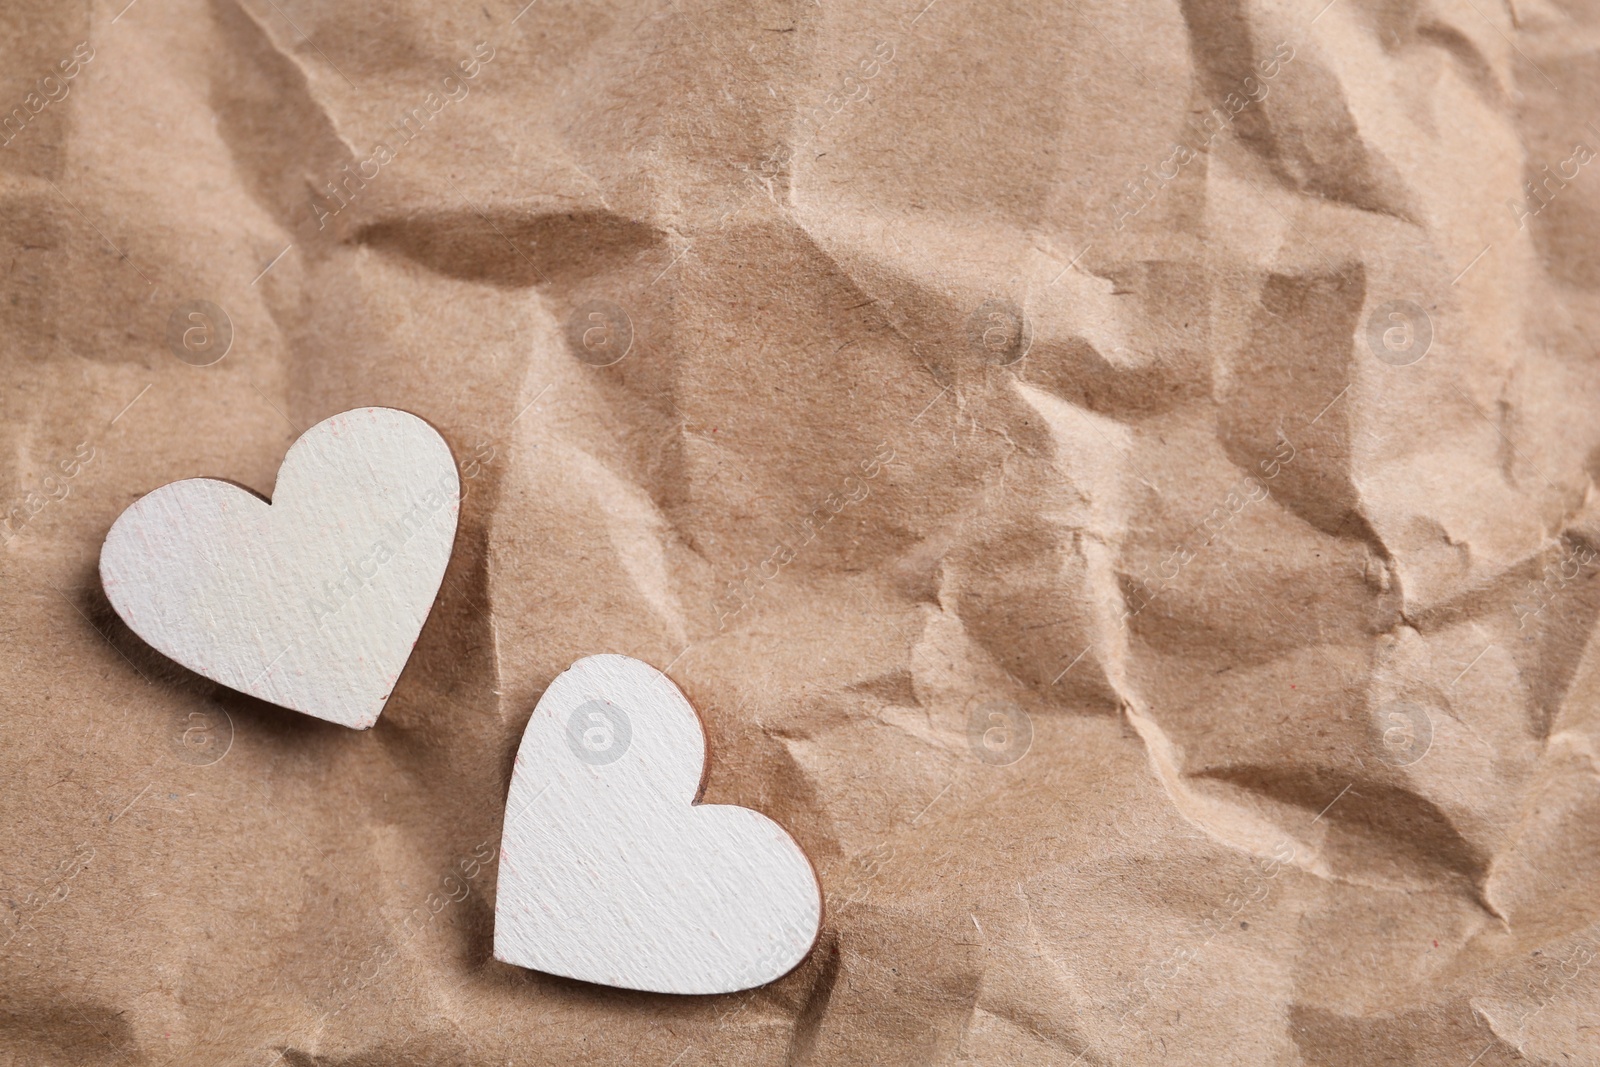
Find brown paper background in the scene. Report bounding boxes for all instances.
[5,0,1600,1063]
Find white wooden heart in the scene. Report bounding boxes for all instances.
[99,407,459,729]
[495,654,823,994]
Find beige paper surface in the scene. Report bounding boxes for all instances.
[4,0,1600,1063]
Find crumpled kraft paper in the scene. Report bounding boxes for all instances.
[3,0,1600,1063]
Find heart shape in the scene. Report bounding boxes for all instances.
[495,655,822,994]
[99,407,458,729]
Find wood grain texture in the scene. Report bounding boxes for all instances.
[495,654,823,994]
[99,407,459,729]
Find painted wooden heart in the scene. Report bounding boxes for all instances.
[495,654,823,994]
[99,407,459,729]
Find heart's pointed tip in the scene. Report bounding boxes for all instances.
[492,938,534,975]
[294,700,382,730]
[348,703,385,730]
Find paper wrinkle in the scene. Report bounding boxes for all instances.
[213,0,361,238]
[545,439,690,649]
